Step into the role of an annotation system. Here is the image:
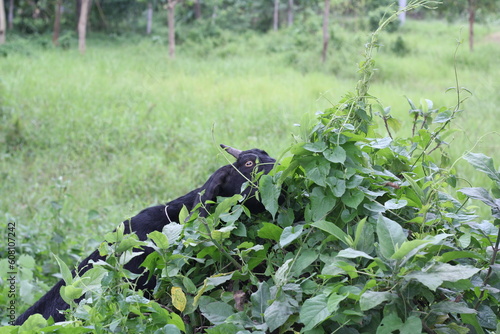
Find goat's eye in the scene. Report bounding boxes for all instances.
[245,161,254,167]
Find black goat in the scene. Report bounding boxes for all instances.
[15,144,275,325]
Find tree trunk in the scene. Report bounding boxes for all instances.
[53,0,62,46]
[0,0,6,44]
[167,0,178,59]
[78,0,91,54]
[76,0,82,31]
[398,0,407,25]
[273,0,279,31]
[146,2,153,34]
[194,0,201,20]
[287,0,294,27]
[468,0,475,51]
[7,0,13,30]
[321,0,330,63]
[94,0,108,31]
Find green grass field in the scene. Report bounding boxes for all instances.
[1,18,500,319]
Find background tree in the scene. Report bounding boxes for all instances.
[194,0,201,19]
[399,0,407,24]
[468,0,476,51]
[322,0,330,63]
[78,0,91,53]
[0,0,6,44]
[273,0,279,30]
[53,0,63,46]
[146,2,153,34]
[167,0,180,58]
[7,0,12,29]
[287,0,294,26]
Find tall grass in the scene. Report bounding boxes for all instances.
[0,18,499,319]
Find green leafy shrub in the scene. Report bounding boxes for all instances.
[391,35,410,56]
[368,6,400,33]
[6,2,500,333]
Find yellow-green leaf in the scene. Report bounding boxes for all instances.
[171,286,187,312]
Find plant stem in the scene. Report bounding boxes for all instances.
[200,218,242,270]
[474,219,500,310]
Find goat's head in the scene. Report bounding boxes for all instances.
[194,144,276,215]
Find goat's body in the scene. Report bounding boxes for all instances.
[15,146,275,325]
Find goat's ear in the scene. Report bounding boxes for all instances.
[192,165,231,217]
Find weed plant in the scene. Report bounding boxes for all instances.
[1,3,500,332]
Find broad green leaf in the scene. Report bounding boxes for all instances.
[259,174,281,219]
[327,177,346,197]
[364,201,386,213]
[405,263,480,291]
[148,230,169,249]
[18,254,35,269]
[459,187,496,208]
[464,152,500,184]
[304,141,328,153]
[219,205,243,224]
[346,175,364,189]
[311,220,350,245]
[387,117,402,133]
[178,205,189,223]
[392,234,451,261]
[163,223,183,245]
[310,187,336,221]
[353,217,367,249]
[337,248,373,260]
[359,291,393,311]
[257,223,283,242]
[376,215,406,259]
[264,299,294,332]
[367,137,392,149]
[327,293,347,313]
[59,284,83,305]
[125,294,150,304]
[16,314,48,331]
[304,157,330,187]
[400,316,423,334]
[299,294,331,331]
[391,239,431,260]
[384,198,408,210]
[211,225,235,241]
[324,146,346,164]
[433,109,453,123]
[279,225,303,248]
[341,188,365,209]
[206,273,234,287]
[116,235,143,253]
[459,187,500,218]
[275,259,293,287]
[171,286,187,312]
[431,301,477,314]
[477,304,497,330]
[225,313,261,331]
[436,250,484,263]
[199,300,234,325]
[401,174,424,207]
[53,254,73,286]
[377,313,403,334]
[183,276,197,294]
[157,324,182,334]
[79,267,107,294]
[290,249,318,276]
[251,281,271,319]
[461,313,486,334]
[213,195,242,221]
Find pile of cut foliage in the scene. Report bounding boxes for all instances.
[7,2,500,334]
